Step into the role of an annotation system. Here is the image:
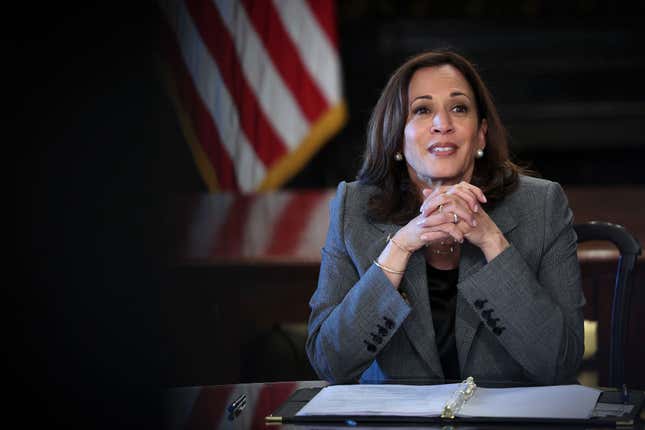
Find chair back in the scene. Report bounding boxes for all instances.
[574,221,642,388]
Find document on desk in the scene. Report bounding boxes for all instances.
[296,383,602,420]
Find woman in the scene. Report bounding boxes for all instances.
[305,51,585,386]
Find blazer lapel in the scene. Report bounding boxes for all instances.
[370,220,444,378]
[456,201,518,372]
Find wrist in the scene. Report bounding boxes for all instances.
[377,237,412,282]
[381,240,412,266]
[389,233,413,255]
[480,232,510,262]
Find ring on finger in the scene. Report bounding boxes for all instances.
[452,212,459,224]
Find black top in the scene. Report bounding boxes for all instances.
[426,263,460,381]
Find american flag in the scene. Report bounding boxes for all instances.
[159,0,346,192]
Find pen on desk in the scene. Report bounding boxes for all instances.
[227,397,248,421]
[233,398,248,416]
[227,393,247,413]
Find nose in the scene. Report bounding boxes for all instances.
[430,109,454,134]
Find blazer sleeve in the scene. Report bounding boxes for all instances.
[305,182,411,383]
[458,181,585,384]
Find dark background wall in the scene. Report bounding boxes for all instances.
[14,3,162,428]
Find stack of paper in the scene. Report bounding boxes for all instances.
[296,383,602,420]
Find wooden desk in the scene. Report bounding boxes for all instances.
[164,381,327,430]
[164,380,645,430]
[161,186,644,387]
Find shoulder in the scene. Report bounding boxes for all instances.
[502,175,566,209]
[517,174,560,194]
[336,180,380,198]
[497,175,572,232]
[325,181,381,248]
[330,180,380,216]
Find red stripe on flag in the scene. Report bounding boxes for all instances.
[185,0,288,167]
[184,386,234,430]
[251,382,298,430]
[210,195,253,258]
[161,17,239,190]
[265,191,323,256]
[306,0,339,48]
[242,0,329,122]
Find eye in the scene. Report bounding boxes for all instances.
[451,104,469,113]
[412,105,430,115]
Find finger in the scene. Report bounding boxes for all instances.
[439,199,477,227]
[421,192,474,221]
[458,181,487,203]
[420,186,444,213]
[420,194,443,216]
[455,218,475,236]
[417,230,451,245]
[447,182,484,206]
[448,187,480,213]
[421,222,465,243]
[421,194,452,217]
[416,211,448,228]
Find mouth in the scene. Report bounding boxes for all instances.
[427,142,458,156]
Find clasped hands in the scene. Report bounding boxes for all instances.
[394,182,509,262]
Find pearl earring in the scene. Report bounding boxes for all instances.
[395,152,403,161]
[475,148,484,159]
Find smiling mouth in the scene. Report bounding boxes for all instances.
[428,143,458,156]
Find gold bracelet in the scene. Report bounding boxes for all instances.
[388,236,412,255]
[373,260,406,275]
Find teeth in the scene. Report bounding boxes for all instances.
[432,147,454,152]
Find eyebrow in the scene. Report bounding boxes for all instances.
[410,92,472,105]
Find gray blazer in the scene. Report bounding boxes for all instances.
[306,175,585,385]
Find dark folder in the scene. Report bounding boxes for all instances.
[266,386,644,427]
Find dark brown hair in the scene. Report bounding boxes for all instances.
[357,50,523,224]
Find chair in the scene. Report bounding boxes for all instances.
[574,221,642,388]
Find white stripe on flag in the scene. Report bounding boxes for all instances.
[241,192,291,257]
[213,0,311,150]
[272,0,343,104]
[161,0,266,191]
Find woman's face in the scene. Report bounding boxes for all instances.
[403,65,487,189]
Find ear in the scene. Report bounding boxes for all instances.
[478,118,488,150]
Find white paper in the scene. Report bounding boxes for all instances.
[460,385,602,419]
[296,383,602,420]
[297,383,460,416]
